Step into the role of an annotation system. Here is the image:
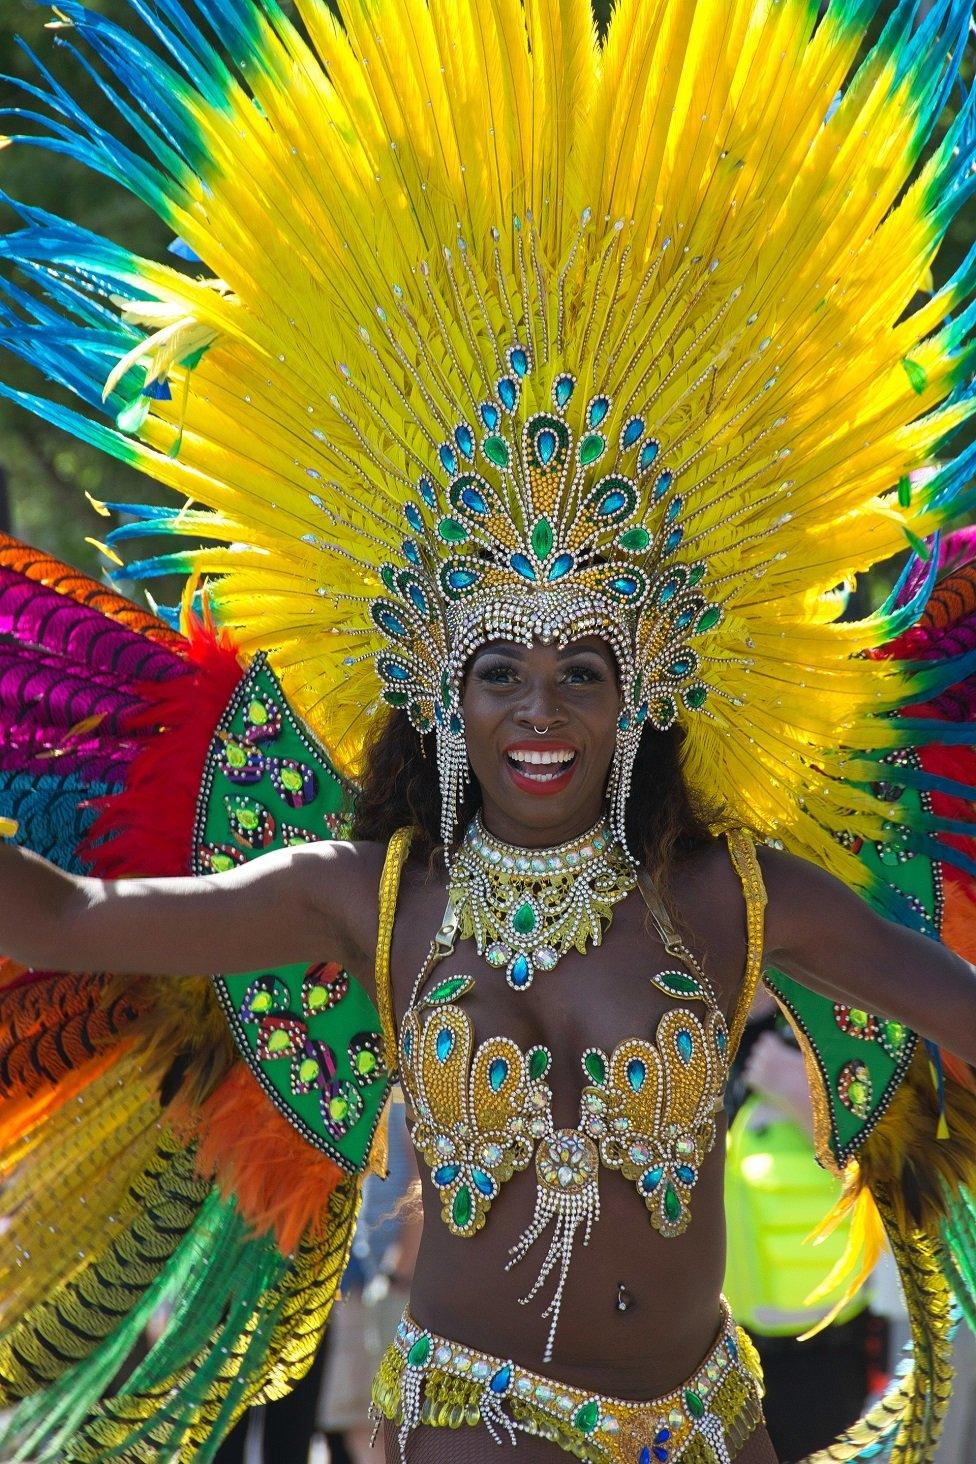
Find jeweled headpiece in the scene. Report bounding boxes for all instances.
[370,328,721,852]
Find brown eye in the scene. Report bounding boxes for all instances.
[476,662,519,684]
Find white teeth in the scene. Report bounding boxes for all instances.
[509,749,575,766]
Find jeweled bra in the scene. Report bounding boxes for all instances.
[375,825,766,1360]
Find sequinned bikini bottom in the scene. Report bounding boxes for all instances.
[370,1302,765,1464]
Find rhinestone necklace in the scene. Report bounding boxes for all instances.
[447,813,637,989]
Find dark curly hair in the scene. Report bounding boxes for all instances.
[351,707,721,901]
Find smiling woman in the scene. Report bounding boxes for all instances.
[1,0,976,1462]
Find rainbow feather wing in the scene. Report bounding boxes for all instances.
[0,536,383,1459]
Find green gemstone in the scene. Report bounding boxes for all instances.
[529,1047,551,1080]
[251,991,273,1014]
[579,432,606,465]
[452,1185,473,1229]
[850,1009,868,1028]
[268,1030,291,1054]
[299,1057,320,1083]
[664,1184,682,1224]
[427,975,474,1004]
[248,699,268,725]
[211,852,234,873]
[696,605,721,632]
[684,1389,705,1420]
[512,901,537,935]
[438,517,468,544]
[282,767,302,791]
[618,526,651,552]
[226,744,246,768]
[653,971,703,1000]
[483,435,510,468]
[884,1020,906,1048]
[239,808,259,830]
[848,1081,867,1107]
[356,1050,377,1074]
[329,1095,349,1121]
[307,984,327,1011]
[407,1335,432,1367]
[531,517,554,561]
[583,1050,606,1084]
[573,1400,600,1434]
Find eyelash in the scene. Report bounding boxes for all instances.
[475,663,605,685]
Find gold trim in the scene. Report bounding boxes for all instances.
[725,829,768,1064]
[375,826,414,1072]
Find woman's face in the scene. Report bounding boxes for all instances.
[461,635,621,847]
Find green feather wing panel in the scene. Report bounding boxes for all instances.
[196,653,392,1173]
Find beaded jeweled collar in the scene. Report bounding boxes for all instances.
[446,813,637,989]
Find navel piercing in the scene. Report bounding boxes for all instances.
[615,1282,635,1312]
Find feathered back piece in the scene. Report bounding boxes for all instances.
[3,0,976,886]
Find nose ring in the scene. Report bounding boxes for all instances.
[532,723,550,735]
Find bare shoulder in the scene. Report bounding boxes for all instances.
[669,836,752,1006]
[753,843,853,959]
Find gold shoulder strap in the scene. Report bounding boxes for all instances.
[725,828,768,1063]
[375,826,414,1072]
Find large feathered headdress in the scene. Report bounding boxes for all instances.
[3,0,976,875]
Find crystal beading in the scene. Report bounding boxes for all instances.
[448,813,637,988]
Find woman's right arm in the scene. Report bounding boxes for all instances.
[0,838,380,983]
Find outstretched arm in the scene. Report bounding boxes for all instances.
[759,847,976,1067]
[0,838,381,987]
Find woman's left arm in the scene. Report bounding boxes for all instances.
[758,847,976,1067]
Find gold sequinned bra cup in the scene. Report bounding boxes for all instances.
[400,979,728,1356]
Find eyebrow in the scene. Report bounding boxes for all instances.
[472,642,611,660]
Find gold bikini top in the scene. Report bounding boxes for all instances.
[375,828,766,1247]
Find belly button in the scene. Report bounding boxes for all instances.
[615,1282,635,1313]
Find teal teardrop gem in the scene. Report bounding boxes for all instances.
[676,1030,693,1063]
[554,374,574,408]
[510,955,531,988]
[626,1058,646,1092]
[435,1027,454,1061]
[488,1057,509,1091]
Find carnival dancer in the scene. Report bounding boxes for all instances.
[0,1,976,1461]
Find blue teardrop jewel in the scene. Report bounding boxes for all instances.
[510,954,531,988]
[488,1057,509,1091]
[553,374,574,408]
[537,428,557,465]
[498,377,518,411]
[587,395,610,428]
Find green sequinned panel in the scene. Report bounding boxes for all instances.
[195,653,391,1173]
[766,768,938,1167]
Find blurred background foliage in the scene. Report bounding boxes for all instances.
[0,0,973,609]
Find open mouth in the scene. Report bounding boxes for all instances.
[504,743,579,792]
